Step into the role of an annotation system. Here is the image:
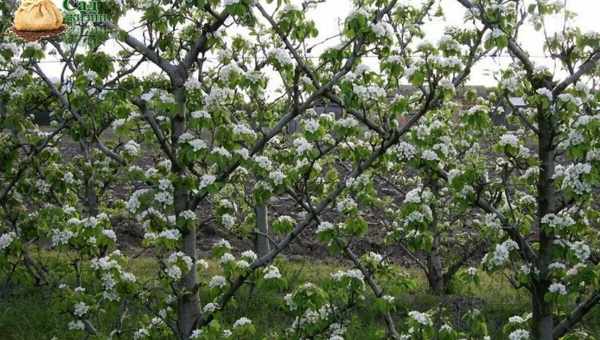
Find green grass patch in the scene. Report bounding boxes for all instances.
[1,255,598,339]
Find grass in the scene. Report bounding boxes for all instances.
[0,255,598,339]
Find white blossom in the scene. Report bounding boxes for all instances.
[559,163,592,194]
[235,148,250,160]
[382,295,395,304]
[536,87,553,101]
[317,221,335,234]
[403,188,422,204]
[268,48,293,65]
[421,149,438,161]
[336,197,357,212]
[570,241,591,262]
[166,266,182,280]
[488,240,519,266]
[202,302,219,313]
[184,77,201,90]
[199,175,216,190]
[541,213,575,229]
[123,140,140,156]
[269,170,285,185]
[499,133,519,148]
[408,311,432,326]
[233,317,252,328]
[189,139,207,152]
[241,250,257,261]
[190,329,204,339]
[304,119,320,133]
[63,172,75,184]
[508,329,530,340]
[83,70,98,82]
[220,63,242,80]
[508,315,527,324]
[0,232,16,251]
[112,118,127,130]
[205,87,233,106]
[233,123,256,138]
[73,302,89,317]
[68,320,85,331]
[253,155,272,170]
[102,229,117,242]
[191,110,210,119]
[491,28,504,38]
[159,229,181,240]
[219,253,235,264]
[336,117,359,129]
[391,142,416,160]
[331,269,364,284]
[214,239,232,249]
[212,146,232,158]
[180,210,197,221]
[294,137,313,155]
[167,251,193,271]
[51,229,75,247]
[133,328,149,339]
[221,214,236,229]
[353,84,386,100]
[370,22,393,38]
[263,265,282,279]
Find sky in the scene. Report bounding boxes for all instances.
[40,0,600,86]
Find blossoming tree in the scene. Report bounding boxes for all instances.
[1,0,599,339]
[453,0,600,339]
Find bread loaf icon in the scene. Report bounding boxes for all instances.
[14,0,64,31]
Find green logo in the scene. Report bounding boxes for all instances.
[62,0,110,27]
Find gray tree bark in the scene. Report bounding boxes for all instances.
[254,203,271,257]
[426,234,445,294]
[426,179,446,294]
[81,142,99,217]
[172,86,200,339]
[532,99,557,340]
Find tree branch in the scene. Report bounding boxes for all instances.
[103,22,178,77]
[553,49,600,96]
[553,290,600,338]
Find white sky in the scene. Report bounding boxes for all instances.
[42,0,600,86]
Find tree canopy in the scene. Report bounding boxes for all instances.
[0,0,599,339]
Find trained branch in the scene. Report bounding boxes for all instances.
[103,22,178,77]
[181,7,230,72]
[31,63,126,165]
[456,0,553,88]
[553,49,600,96]
[553,290,600,338]
[341,243,401,339]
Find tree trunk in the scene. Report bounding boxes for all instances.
[532,103,556,340]
[426,234,445,294]
[0,98,6,118]
[532,285,554,339]
[172,86,200,339]
[426,187,446,294]
[254,203,270,257]
[84,173,99,216]
[81,142,99,216]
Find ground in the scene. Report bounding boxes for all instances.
[2,254,598,339]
